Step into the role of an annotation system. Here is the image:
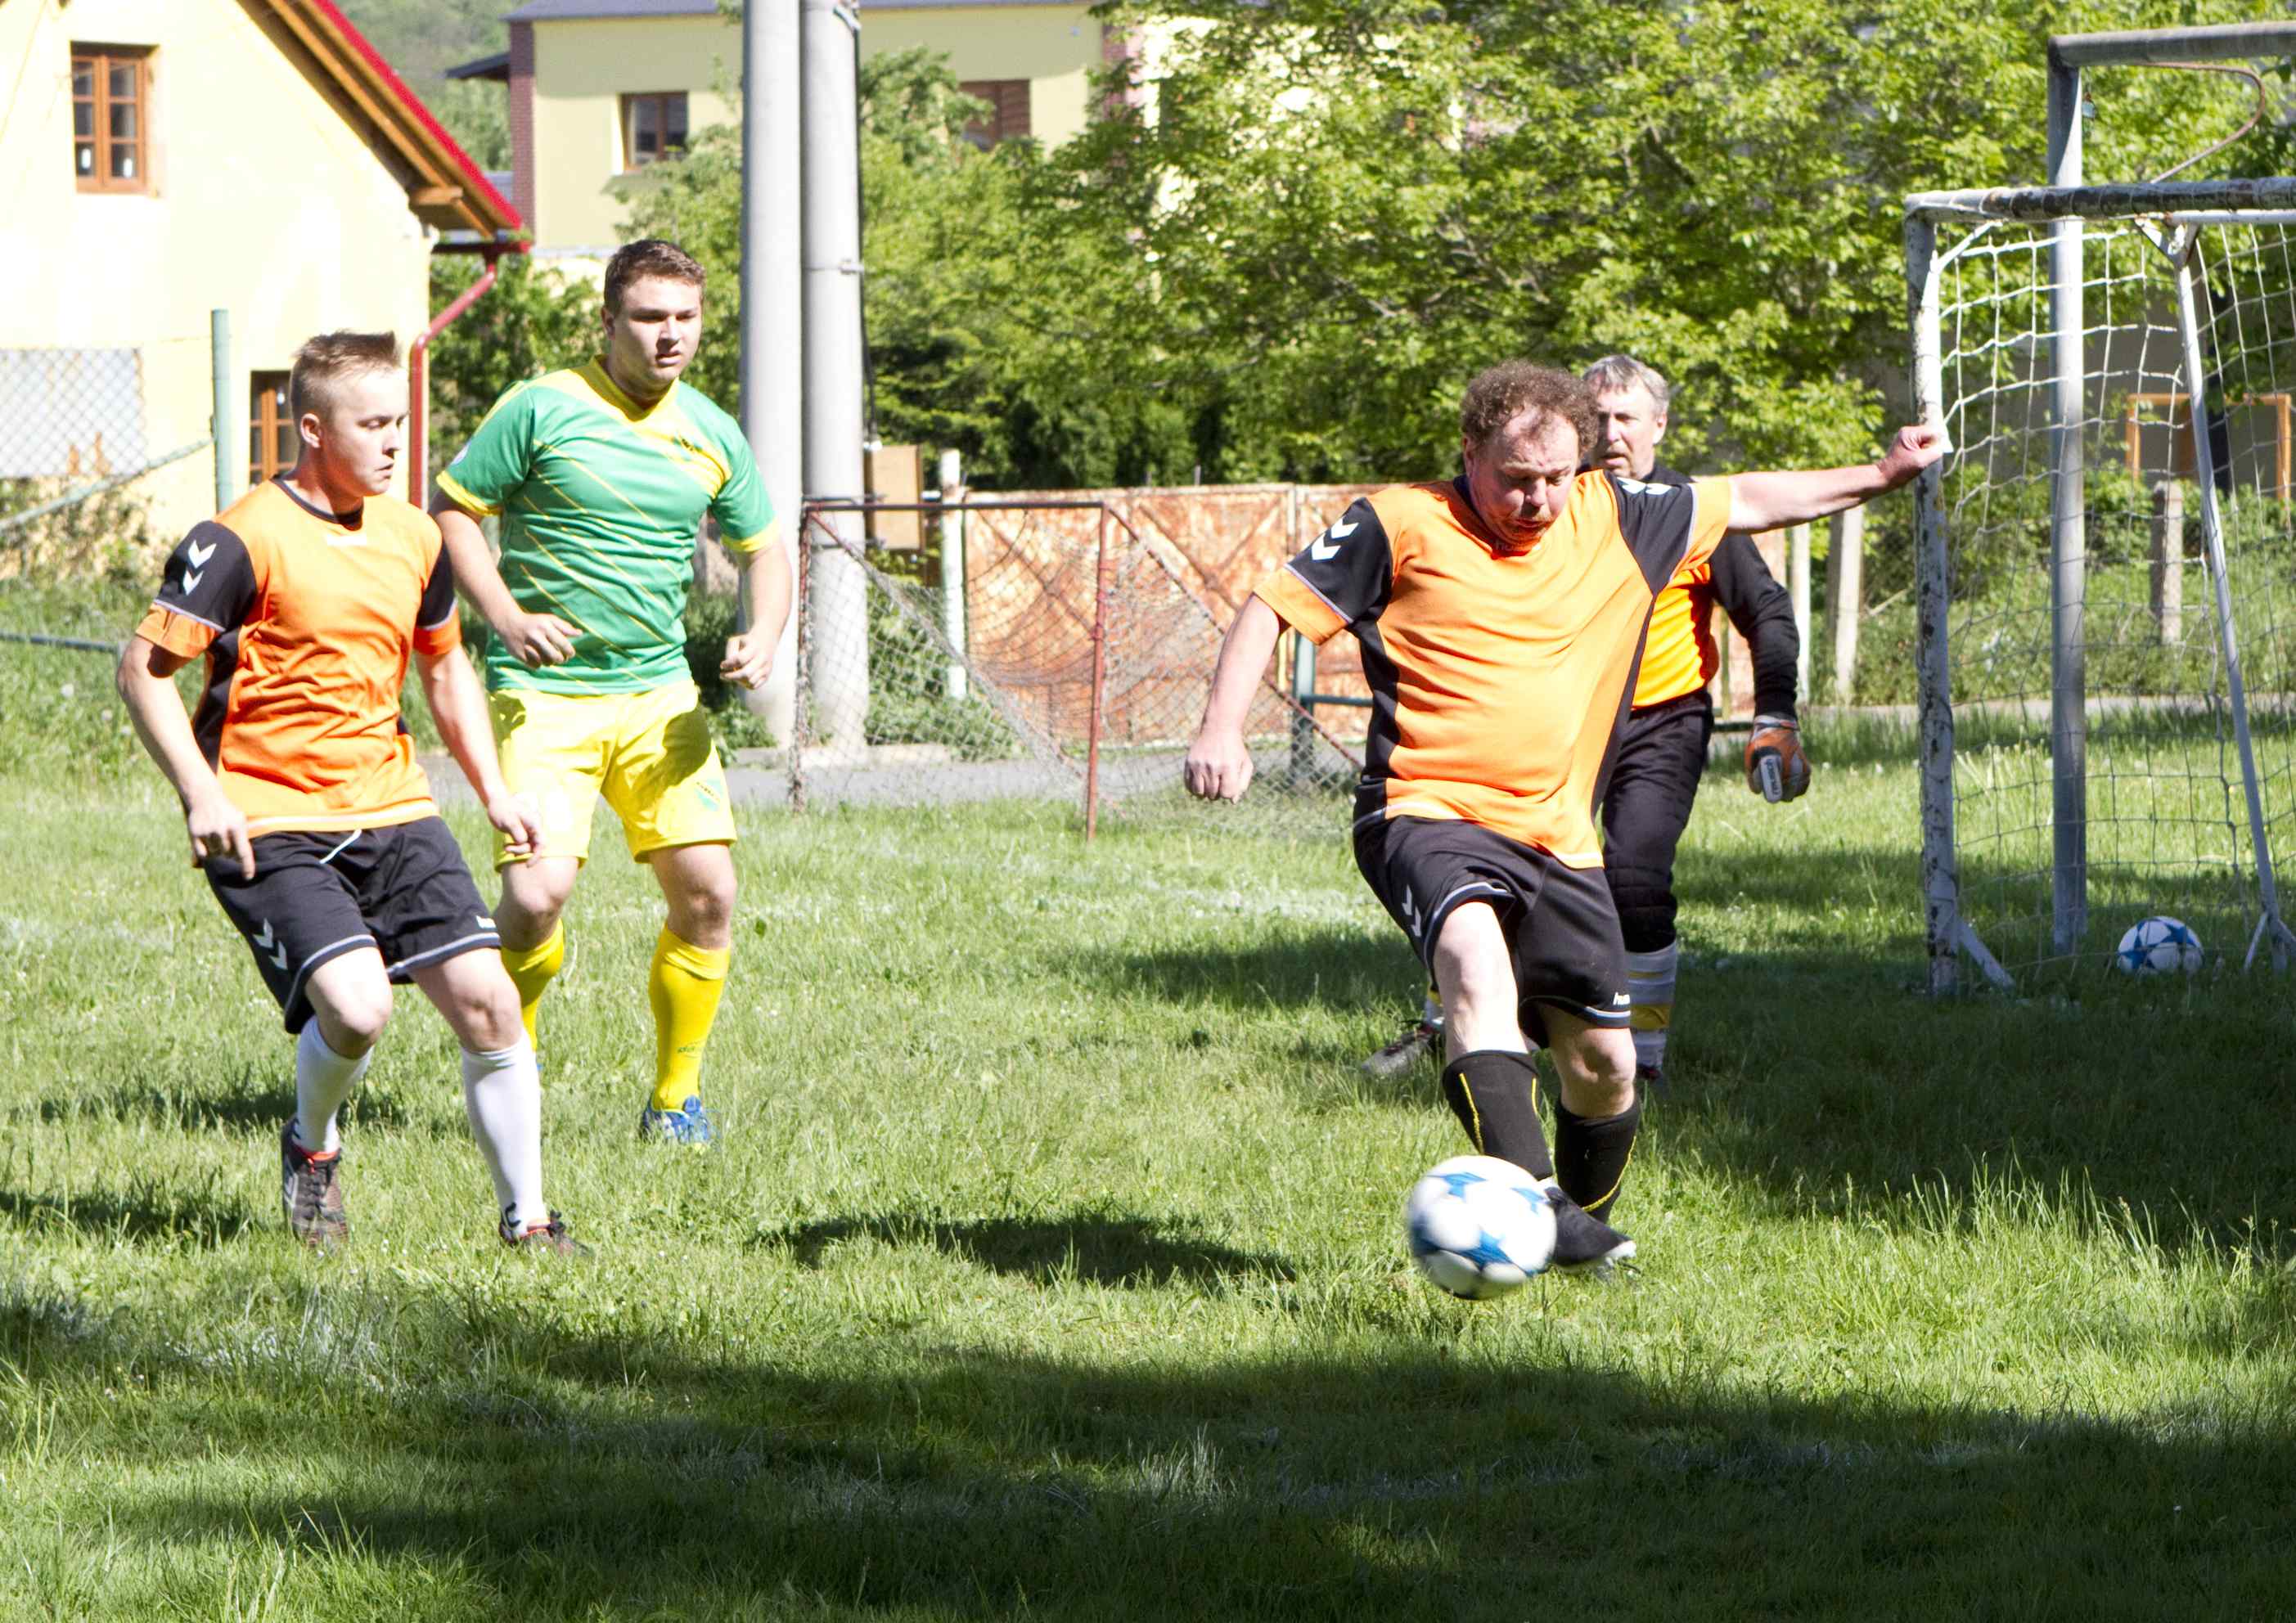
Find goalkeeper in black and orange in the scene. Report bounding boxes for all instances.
[1361,354,1808,1092]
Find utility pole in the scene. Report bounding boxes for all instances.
[740,0,804,740]
[800,0,869,748]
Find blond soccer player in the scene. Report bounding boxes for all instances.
[117,331,583,1253]
[431,239,789,1147]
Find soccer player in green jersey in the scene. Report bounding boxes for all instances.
[430,239,789,1147]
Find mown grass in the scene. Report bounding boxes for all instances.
[5,618,2296,1620]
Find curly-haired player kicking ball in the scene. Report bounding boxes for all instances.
[1186,361,1938,1270]
[117,331,583,1254]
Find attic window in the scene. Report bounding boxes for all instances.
[621,92,687,171]
[73,45,151,195]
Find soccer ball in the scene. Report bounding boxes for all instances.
[1402,1154,1558,1300]
[2114,915,2203,976]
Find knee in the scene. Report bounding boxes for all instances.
[1555,1028,1637,1108]
[458,973,527,1053]
[318,983,394,1053]
[669,869,736,937]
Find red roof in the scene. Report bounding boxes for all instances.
[254,0,524,240]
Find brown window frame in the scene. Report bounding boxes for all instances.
[250,372,296,485]
[619,92,689,172]
[959,80,1031,149]
[72,44,153,195]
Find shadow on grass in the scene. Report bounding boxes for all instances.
[0,1178,257,1248]
[17,1287,2293,1621]
[34,1066,415,1137]
[756,1207,1296,1288]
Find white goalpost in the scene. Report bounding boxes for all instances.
[1905,23,2296,993]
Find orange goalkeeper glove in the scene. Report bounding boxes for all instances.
[1745,715,1811,803]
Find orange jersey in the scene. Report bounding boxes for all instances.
[136,479,461,837]
[1256,472,1731,865]
[1632,565,1721,709]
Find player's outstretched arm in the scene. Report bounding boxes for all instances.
[417,643,539,861]
[720,534,790,690]
[430,494,579,669]
[115,635,254,877]
[1726,425,1947,534]
[1184,595,1283,802]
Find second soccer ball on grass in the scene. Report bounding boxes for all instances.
[2114,915,2203,977]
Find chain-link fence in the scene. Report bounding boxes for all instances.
[788,494,1365,835]
[0,342,213,589]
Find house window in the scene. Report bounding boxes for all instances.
[250,372,295,483]
[960,80,1030,148]
[72,46,151,193]
[620,92,687,169]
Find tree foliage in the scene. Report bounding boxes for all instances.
[424,253,597,471]
[424,0,2288,490]
[1059,0,2284,480]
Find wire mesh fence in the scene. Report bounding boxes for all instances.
[1907,190,2296,988]
[0,343,210,585]
[788,495,1364,835]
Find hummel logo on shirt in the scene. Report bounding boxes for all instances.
[1308,519,1357,562]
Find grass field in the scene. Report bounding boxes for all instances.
[5,609,2296,1621]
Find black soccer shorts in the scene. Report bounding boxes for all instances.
[1354,815,1631,1046]
[203,816,499,1032]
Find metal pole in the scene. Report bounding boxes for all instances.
[1909,214,1964,996]
[1084,506,1111,839]
[792,510,813,813]
[209,308,232,510]
[938,447,967,701]
[2150,480,2183,645]
[2046,45,2089,958]
[743,0,804,741]
[1288,630,1317,786]
[1826,506,1864,703]
[1787,521,1811,699]
[2168,237,2294,971]
[801,0,869,749]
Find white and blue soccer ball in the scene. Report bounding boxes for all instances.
[1402,1154,1558,1300]
[2114,915,2203,976]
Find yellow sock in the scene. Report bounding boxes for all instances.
[498,923,565,1047]
[648,928,729,1111]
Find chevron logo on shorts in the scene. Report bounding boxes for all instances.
[251,918,288,971]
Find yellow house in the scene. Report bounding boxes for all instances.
[0,0,518,549]
[452,0,1117,257]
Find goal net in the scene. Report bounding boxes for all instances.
[1907,178,2296,991]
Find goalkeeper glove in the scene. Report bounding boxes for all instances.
[1745,715,1811,803]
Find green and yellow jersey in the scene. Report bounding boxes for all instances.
[437,358,776,695]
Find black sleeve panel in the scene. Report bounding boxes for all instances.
[1608,473,1700,594]
[1283,496,1395,628]
[417,542,458,631]
[1710,531,1799,717]
[152,522,259,635]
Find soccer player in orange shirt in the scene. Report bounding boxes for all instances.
[1360,355,1807,1090]
[1185,362,1939,1270]
[116,332,583,1254]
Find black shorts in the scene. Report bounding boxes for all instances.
[1354,816,1630,1047]
[203,816,498,1033]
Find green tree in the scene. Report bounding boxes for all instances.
[1060,0,2280,480]
[423,252,597,471]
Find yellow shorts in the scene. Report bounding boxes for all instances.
[490,681,735,865]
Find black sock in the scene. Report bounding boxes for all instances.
[1554,1091,1643,1220]
[1438,1050,1553,1180]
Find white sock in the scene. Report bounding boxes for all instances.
[294,1019,372,1155]
[1624,942,1680,1071]
[461,1041,547,1231]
